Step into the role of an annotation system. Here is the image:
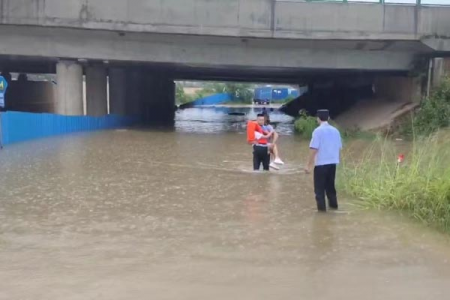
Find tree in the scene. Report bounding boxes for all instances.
[175,84,194,104]
[221,82,254,103]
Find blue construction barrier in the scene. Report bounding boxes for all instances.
[0,111,138,146]
[191,93,232,106]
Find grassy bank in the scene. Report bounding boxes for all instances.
[340,132,450,232]
[294,113,374,140]
[296,78,450,233]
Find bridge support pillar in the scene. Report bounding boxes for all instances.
[142,74,175,125]
[109,67,127,115]
[56,60,83,115]
[125,68,143,117]
[86,64,108,116]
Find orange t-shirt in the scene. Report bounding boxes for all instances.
[247,121,268,144]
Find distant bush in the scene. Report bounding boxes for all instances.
[176,84,194,104]
[176,84,217,104]
[412,77,450,135]
[294,111,317,139]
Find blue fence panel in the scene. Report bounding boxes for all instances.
[254,87,304,101]
[191,93,232,106]
[0,111,138,146]
[272,88,290,100]
[254,87,273,100]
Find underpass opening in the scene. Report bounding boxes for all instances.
[280,74,423,131]
[0,72,57,113]
[173,70,422,135]
[173,80,303,135]
[0,55,430,144]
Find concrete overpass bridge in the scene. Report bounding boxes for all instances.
[0,0,449,123]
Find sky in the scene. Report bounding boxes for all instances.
[416,0,450,3]
[344,0,450,4]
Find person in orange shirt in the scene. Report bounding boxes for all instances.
[247,114,273,171]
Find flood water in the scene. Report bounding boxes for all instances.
[175,107,295,135]
[0,107,450,300]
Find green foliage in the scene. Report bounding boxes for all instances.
[175,84,216,104]
[194,89,214,100]
[223,82,254,103]
[235,88,254,104]
[294,111,375,140]
[175,84,194,104]
[341,132,450,233]
[204,82,227,94]
[294,111,317,139]
[412,77,450,135]
[179,82,254,104]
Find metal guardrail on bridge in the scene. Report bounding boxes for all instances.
[304,0,450,5]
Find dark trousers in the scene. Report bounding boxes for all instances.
[253,145,270,171]
[314,164,338,211]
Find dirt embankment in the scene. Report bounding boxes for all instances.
[335,99,419,131]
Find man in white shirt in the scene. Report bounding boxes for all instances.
[305,110,342,212]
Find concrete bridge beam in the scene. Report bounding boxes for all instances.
[0,25,417,72]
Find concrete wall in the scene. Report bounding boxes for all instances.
[0,0,449,41]
[6,80,56,113]
[374,76,422,103]
[418,6,450,37]
[432,57,450,87]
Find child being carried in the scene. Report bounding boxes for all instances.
[262,114,284,170]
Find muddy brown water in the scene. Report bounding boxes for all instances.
[0,108,449,300]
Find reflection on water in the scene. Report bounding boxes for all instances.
[0,118,450,299]
[175,107,295,135]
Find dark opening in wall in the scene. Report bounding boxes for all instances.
[280,78,374,118]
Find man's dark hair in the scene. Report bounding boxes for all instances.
[317,109,329,122]
[257,113,265,117]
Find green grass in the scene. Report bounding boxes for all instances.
[294,112,375,140]
[340,132,450,233]
[339,78,450,233]
[393,77,450,138]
